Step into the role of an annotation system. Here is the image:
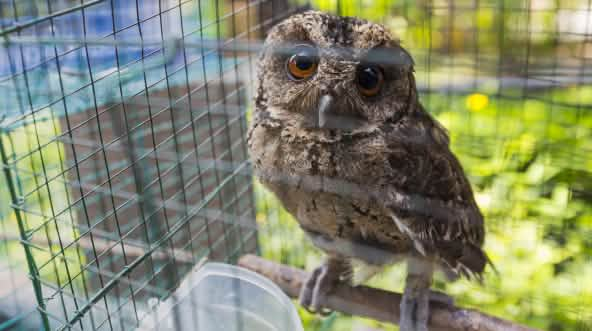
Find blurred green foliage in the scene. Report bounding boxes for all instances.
[0,113,87,288]
[308,0,589,61]
[1,1,591,330]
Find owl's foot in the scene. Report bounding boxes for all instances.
[400,284,430,331]
[400,261,434,331]
[429,289,454,307]
[299,258,346,316]
[299,263,334,315]
[400,289,453,331]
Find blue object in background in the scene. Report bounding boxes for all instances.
[0,0,240,129]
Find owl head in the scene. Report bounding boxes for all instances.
[255,10,416,130]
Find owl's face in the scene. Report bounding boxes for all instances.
[256,11,416,130]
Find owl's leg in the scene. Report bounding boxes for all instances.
[299,256,348,315]
[400,259,434,331]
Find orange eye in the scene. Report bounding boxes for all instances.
[286,45,318,80]
[357,65,384,97]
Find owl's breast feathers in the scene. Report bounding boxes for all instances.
[248,107,490,279]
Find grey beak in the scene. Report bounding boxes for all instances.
[317,94,334,128]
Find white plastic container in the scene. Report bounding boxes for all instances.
[136,262,303,331]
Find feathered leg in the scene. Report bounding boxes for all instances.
[400,259,434,331]
[299,256,349,315]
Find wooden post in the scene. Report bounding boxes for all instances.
[59,83,257,296]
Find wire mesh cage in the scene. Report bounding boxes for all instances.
[0,0,591,331]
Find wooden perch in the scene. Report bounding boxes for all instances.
[238,254,541,331]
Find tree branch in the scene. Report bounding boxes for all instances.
[237,254,540,331]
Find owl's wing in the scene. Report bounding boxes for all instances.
[379,108,490,279]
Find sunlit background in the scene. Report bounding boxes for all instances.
[1,0,591,330]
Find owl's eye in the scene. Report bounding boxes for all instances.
[286,45,319,80]
[357,65,384,97]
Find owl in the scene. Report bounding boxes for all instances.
[247,10,490,331]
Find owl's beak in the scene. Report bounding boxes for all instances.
[315,94,364,130]
[317,94,335,129]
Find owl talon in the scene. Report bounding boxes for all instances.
[298,260,341,315]
[318,308,333,317]
[429,289,454,307]
[400,261,433,331]
[400,287,430,331]
[299,267,322,312]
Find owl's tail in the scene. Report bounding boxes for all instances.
[436,240,496,282]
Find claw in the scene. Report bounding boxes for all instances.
[299,258,347,315]
[299,263,335,314]
[429,289,454,307]
[400,287,430,331]
[400,260,434,331]
[299,267,323,313]
[318,308,333,317]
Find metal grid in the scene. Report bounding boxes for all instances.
[0,0,591,331]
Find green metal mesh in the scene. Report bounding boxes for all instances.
[1,0,591,331]
[0,0,291,329]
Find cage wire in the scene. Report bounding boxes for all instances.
[0,0,591,331]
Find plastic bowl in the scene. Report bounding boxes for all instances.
[136,262,303,331]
